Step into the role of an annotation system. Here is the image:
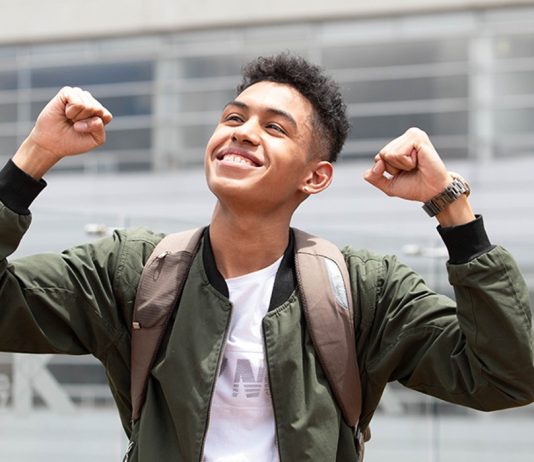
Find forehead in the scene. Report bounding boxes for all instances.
[233,81,314,122]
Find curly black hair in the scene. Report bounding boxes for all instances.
[236,53,349,163]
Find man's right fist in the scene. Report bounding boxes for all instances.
[12,87,113,179]
[30,86,113,160]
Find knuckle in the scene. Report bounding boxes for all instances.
[407,127,427,138]
[68,87,83,96]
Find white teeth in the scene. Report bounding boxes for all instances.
[223,154,254,166]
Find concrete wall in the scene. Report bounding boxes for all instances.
[1,0,534,44]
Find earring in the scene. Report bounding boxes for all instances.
[303,186,310,193]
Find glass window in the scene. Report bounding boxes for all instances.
[494,108,534,134]
[175,89,235,112]
[349,111,468,140]
[31,61,153,88]
[0,153,10,166]
[323,38,468,70]
[106,150,152,172]
[0,103,17,123]
[494,137,534,158]
[0,135,17,155]
[0,46,17,60]
[30,100,53,120]
[29,41,91,59]
[31,95,152,120]
[177,124,216,150]
[52,145,152,173]
[0,71,17,91]
[494,70,534,97]
[100,128,152,151]
[342,137,467,160]
[341,75,468,104]
[98,95,152,117]
[27,99,44,121]
[176,56,243,79]
[494,34,534,60]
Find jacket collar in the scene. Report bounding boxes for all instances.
[202,228,297,311]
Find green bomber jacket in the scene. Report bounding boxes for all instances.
[1,163,533,461]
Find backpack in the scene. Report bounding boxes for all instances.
[130,227,370,457]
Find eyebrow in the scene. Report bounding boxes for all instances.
[224,100,298,130]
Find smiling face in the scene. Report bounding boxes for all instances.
[205,81,327,216]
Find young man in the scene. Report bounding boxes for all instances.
[1,54,533,461]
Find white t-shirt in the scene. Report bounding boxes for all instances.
[203,257,282,462]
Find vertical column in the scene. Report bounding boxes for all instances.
[16,48,32,149]
[468,32,494,165]
[153,48,185,171]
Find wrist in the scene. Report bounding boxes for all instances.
[435,195,475,227]
[12,135,61,180]
[423,171,452,201]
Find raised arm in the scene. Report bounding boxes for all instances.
[0,88,123,356]
[355,128,534,419]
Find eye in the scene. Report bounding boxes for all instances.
[266,123,287,135]
[223,113,244,124]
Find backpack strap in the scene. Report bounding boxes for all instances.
[130,227,204,422]
[293,228,362,430]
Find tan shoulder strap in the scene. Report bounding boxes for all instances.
[130,227,204,422]
[293,228,362,430]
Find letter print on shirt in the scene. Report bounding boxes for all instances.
[232,358,270,399]
[203,256,282,462]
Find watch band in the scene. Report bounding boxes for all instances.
[422,175,470,217]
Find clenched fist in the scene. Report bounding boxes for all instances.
[364,128,475,226]
[13,87,112,178]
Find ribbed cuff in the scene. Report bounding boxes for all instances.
[0,159,46,215]
[437,215,494,264]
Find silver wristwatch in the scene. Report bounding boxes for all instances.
[422,174,470,217]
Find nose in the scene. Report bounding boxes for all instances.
[232,118,260,146]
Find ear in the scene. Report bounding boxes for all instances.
[300,161,334,195]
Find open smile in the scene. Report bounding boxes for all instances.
[215,148,263,168]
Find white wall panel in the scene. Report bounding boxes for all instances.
[1,0,534,44]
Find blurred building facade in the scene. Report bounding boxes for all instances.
[1,2,534,172]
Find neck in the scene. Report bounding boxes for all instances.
[209,202,292,279]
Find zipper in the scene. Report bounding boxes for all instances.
[263,321,283,462]
[198,302,233,462]
[122,440,135,462]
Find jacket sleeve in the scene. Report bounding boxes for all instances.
[354,230,534,412]
[0,157,135,359]
[0,197,130,359]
